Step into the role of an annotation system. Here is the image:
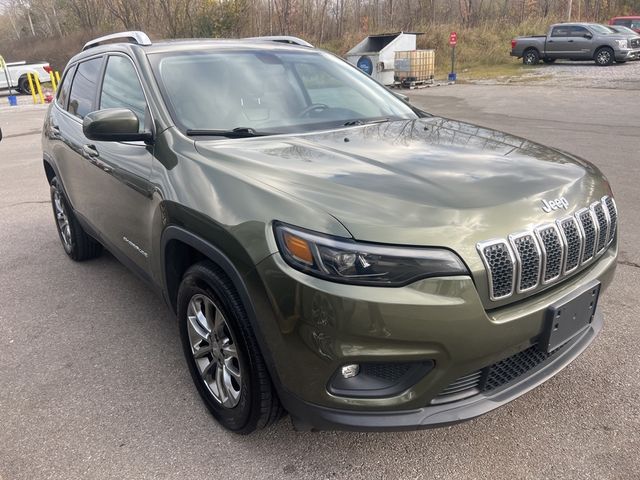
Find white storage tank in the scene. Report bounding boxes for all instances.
[346,32,422,85]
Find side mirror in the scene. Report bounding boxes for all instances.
[584,33,593,39]
[83,108,152,142]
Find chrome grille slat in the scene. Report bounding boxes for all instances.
[591,201,608,254]
[479,196,617,302]
[557,216,582,274]
[477,240,516,300]
[509,232,541,293]
[604,196,617,245]
[576,208,596,263]
[535,224,563,284]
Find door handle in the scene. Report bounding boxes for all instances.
[548,40,554,43]
[568,39,574,42]
[82,144,99,158]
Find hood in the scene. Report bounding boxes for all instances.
[195,118,610,269]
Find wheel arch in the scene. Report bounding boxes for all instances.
[160,225,283,387]
[43,157,56,185]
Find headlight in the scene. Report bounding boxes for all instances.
[274,223,468,286]
[617,39,629,49]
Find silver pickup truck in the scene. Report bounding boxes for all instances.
[511,23,640,66]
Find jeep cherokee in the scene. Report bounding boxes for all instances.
[42,31,618,433]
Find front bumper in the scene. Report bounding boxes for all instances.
[282,311,602,431]
[248,244,617,431]
[617,48,640,61]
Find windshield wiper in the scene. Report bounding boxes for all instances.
[342,118,392,127]
[185,127,270,138]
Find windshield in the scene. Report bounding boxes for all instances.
[149,48,418,134]
[590,24,614,34]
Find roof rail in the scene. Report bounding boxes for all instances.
[244,36,314,48]
[83,31,152,51]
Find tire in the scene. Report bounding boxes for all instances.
[542,57,556,64]
[18,76,31,95]
[50,177,102,261]
[594,47,614,66]
[523,49,540,65]
[177,261,283,434]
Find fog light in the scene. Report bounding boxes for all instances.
[340,364,360,379]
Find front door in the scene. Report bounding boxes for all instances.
[84,54,155,274]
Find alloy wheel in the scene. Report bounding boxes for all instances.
[187,294,242,408]
[596,50,611,65]
[53,189,72,251]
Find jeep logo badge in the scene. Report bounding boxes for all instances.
[541,197,569,213]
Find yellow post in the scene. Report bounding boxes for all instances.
[55,71,61,84]
[49,71,58,91]
[27,73,38,104]
[34,74,45,104]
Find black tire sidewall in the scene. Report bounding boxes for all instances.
[50,178,75,256]
[177,267,256,432]
[18,76,30,94]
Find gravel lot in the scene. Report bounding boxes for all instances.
[0,83,639,480]
[472,59,640,90]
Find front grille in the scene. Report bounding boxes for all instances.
[631,38,640,48]
[434,343,566,403]
[478,196,617,302]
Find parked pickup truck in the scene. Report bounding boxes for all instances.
[0,59,52,93]
[511,23,640,66]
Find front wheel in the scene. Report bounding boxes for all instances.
[594,47,614,66]
[523,49,540,65]
[178,261,283,433]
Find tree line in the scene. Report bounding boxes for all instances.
[2,0,639,45]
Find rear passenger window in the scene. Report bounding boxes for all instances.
[100,55,147,130]
[68,57,103,119]
[56,65,76,110]
[551,26,571,37]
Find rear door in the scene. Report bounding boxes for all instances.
[51,55,105,217]
[546,25,573,58]
[84,53,155,274]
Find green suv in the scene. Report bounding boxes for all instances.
[42,31,618,433]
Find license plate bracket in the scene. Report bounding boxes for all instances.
[540,281,600,353]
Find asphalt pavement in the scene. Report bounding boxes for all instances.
[0,84,638,480]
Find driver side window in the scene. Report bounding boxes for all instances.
[100,55,148,132]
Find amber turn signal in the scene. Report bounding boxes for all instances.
[283,232,314,264]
